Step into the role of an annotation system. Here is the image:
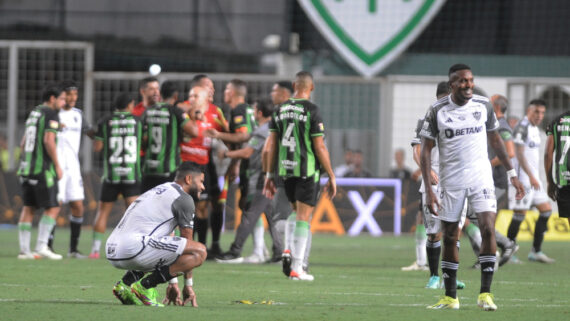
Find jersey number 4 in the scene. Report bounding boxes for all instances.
[282,123,296,152]
[109,136,137,164]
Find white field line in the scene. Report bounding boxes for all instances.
[0,283,94,289]
[0,298,115,304]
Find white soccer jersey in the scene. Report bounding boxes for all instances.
[512,116,541,186]
[57,107,91,163]
[108,182,195,242]
[420,95,499,190]
[411,116,439,193]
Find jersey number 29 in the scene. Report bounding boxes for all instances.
[109,136,137,164]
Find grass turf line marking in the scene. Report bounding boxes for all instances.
[0,283,94,289]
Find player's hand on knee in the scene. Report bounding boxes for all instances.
[183,285,198,307]
[164,283,182,305]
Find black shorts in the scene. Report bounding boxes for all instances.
[557,186,570,218]
[284,176,320,207]
[20,173,58,208]
[141,173,175,194]
[100,182,141,202]
[200,160,220,201]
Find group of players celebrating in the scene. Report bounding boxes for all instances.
[16,71,335,306]
[14,65,570,309]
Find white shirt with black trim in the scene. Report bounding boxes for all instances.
[420,94,499,190]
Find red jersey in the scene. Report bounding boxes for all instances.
[132,102,146,117]
[180,103,227,165]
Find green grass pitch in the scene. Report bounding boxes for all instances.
[0,227,568,320]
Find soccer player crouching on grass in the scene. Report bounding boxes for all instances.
[420,64,525,311]
[106,162,207,307]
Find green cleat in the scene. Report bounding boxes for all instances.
[477,292,497,311]
[456,279,465,290]
[113,281,142,305]
[131,281,164,307]
[427,296,460,310]
[425,276,440,289]
[435,278,465,289]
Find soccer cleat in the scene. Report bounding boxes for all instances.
[499,242,519,266]
[425,276,440,289]
[68,251,87,259]
[528,250,555,263]
[401,261,429,271]
[113,281,142,305]
[215,252,244,264]
[289,270,314,281]
[427,296,460,310]
[243,253,266,264]
[88,252,100,259]
[509,255,522,264]
[17,252,36,260]
[434,278,465,290]
[282,250,292,277]
[477,292,497,311]
[456,280,465,290]
[33,246,63,260]
[131,281,164,307]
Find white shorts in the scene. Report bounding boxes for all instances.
[57,161,84,203]
[438,186,496,223]
[106,235,187,272]
[422,185,467,234]
[508,185,550,211]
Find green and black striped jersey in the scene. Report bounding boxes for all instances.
[546,111,570,187]
[95,111,143,184]
[17,105,60,178]
[269,98,325,178]
[142,103,190,176]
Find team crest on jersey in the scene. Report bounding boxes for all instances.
[473,111,481,121]
[318,123,324,131]
[49,120,59,129]
[234,116,243,124]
